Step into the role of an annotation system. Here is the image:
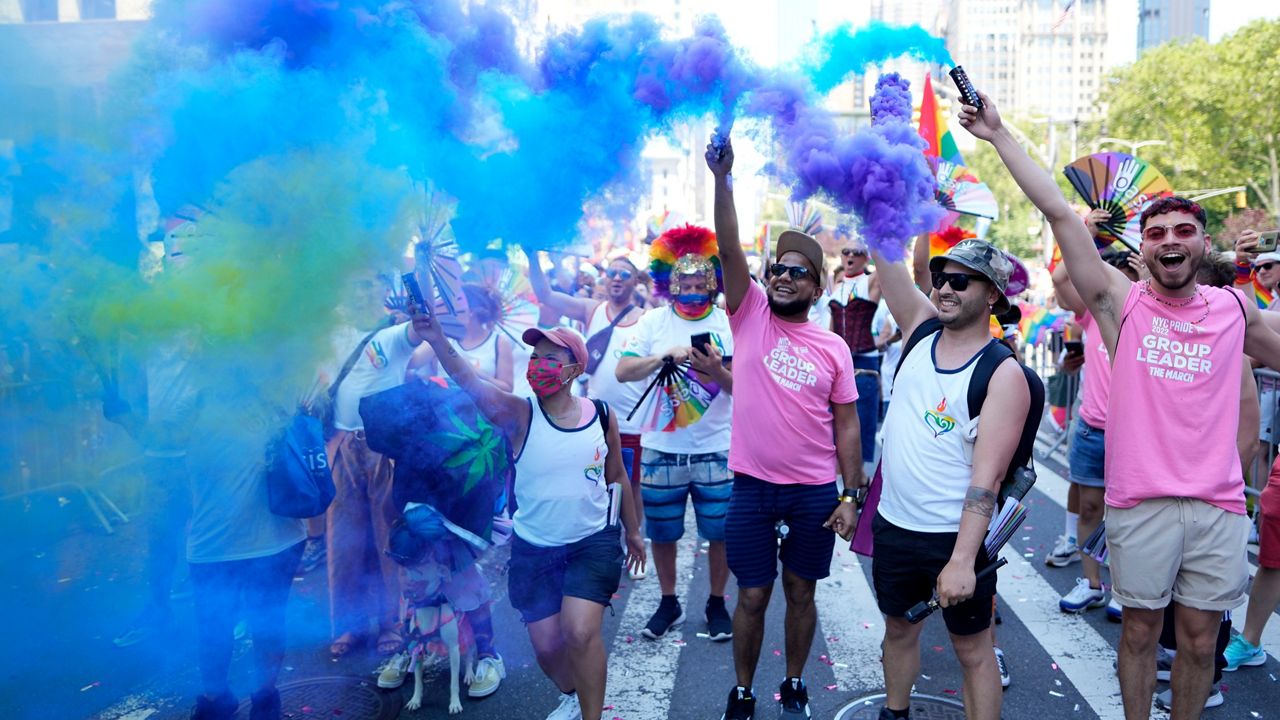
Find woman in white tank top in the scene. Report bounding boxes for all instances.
[409,284,515,390]
[415,311,646,720]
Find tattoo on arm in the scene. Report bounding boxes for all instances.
[962,487,997,518]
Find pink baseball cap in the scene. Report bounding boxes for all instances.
[522,326,588,366]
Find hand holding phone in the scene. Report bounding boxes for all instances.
[1064,341,1085,356]
[691,332,714,355]
[402,272,426,314]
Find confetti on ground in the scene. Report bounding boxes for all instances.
[773,649,782,656]
[921,674,931,680]
[1074,704,1080,712]
[58,577,72,583]
[696,632,710,638]
[824,684,838,691]
[943,689,957,695]
[1049,691,1065,697]
[302,706,314,714]
[611,594,621,599]
[774,693,782,701]
[932,645,944,652]
[1051,662,1059,671]
[818,654,834,666]
[1055,679,1062,686]
[673,639,686,646]
[603,705,614,711]
[827,636,840,642]
[625,635,634,643]
[835,662,849,668]
[79,681,100,692]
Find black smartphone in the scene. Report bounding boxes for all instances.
[691,332,713,354]
[401,272,426,312]
[949,65,983,110]
[1064,341,1084,356]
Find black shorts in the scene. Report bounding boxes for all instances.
[871,513,997,636]
[508,525,623,624]
[725,473,838,588]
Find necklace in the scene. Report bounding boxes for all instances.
[1143,281,1210,325]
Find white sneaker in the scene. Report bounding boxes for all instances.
[546,692,583,720]
[1044,534,1080,567]
[1154,684,1223,710]
[468,654,506,697]
[994,646,1011,689]
[1059,578,1109,613]
[1106,597,1123,623]
[376,651,410,689]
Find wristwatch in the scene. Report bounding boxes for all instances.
[840,485,868,507]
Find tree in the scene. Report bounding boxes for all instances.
[1099,20,1280,236]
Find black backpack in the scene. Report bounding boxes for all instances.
[894,318,1046,503]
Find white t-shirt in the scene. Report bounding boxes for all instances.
[185,383,306,563]
[620,306,734,454]
[808,289,832,328]
[584,303,646,435]
[875,303,902,401]
[332,322,418,431]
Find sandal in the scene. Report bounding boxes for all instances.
[376,630,404,656]
[329,632,364,659]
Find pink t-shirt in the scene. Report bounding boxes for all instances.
[727,282,858,485]
[1076,313,1111,429]
[1105,283,1248,514]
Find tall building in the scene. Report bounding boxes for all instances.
[942,0,1109,121]
[1137,0,1210,56]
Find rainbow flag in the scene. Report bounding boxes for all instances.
[918,74,963,165]
[1254,277,1274,309]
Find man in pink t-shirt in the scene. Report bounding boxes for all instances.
[706,139,865,720]
[966,93,1280,719]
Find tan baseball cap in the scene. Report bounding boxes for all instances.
[776,230,827,287]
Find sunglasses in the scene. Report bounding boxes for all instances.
[1141,223,1199,242]
[769,263,813,281]
[931,271,988,292]
[1258,263,1278,272]
[841,248,868,257]
[605,268,633,280]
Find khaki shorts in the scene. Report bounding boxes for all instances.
[1106,498,1250,612]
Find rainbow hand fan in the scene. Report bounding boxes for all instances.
[626,358,722,432]
[416,235,469,340]
[1063,152,1173,251]
[786,201,824,236]
[934,160,999,220]
[475,247,539,343]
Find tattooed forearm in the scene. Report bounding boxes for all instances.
[962,487,997,518]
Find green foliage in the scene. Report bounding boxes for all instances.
[966,142,1042,260]
[1099,20,1280,234]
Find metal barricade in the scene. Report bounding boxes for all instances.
[0,380,132,533]
[1029,329,1080,460]
[1251,368,1280,501]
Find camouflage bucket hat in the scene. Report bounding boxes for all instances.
[928,239,1013,314]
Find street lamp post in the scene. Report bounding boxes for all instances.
[1091,137,1168,159]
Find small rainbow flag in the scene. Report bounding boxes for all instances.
[918,74,963,165]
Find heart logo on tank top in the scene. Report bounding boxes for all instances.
[922,397,957,438]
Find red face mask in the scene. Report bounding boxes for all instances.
[527,357,571,397]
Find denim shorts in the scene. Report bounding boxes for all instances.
[1067,418,1106,488]
[640,449,733,543]
[507,526,622,624]
[724,473,838,588]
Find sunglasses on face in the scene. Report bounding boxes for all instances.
[1141,223,1199,242]
[769,263,813,281]
[931,271,988,292]
[1259,263,1278,272]
[841,248,868,257]
[605,268,633,280]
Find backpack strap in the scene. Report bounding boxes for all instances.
[893,317,944,388]
[592,398,610,437]
[966,340,1015,418]
[965,341,1046,485]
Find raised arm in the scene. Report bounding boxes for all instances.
[527,249,598,324]
[958,92,1129,337]
[1243,299,1280,370]
[871,248,937,343]
[911,232,931,291]
[705,138,750,314]
[1051,260,1086,316]
[411,308,527,440]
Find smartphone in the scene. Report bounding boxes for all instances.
[1064,341,1085,356]
[691,332,713,354]
[1257,230,1279,254]
[949,65,984,111]
[401,272,426,312]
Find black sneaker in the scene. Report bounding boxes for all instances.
[297,535,327,574]
[641,596,685,639]
[722,686,755,720]
[877,708,909,720]
[706,597,733,641]
[778,677,811,717]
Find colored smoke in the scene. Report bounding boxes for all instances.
[804,21,955,94]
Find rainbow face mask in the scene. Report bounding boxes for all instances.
[527,357,571,397]
[674,292,713,320]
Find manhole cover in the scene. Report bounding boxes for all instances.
[834,693,966,720]
[235,676,401,720]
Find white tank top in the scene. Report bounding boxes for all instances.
[512,398,611,547]
[878,330,992,533]
[584,303,645,435]
[455,330,500,380]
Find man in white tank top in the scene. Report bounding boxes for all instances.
[871,239,1030,720]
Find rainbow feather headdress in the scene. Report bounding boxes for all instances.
[649,224,723,301]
